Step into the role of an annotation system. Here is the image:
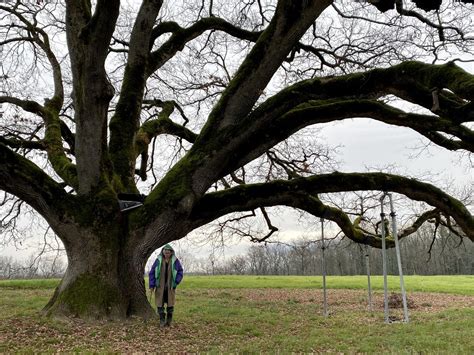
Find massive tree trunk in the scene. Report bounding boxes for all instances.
[39,196,197,319]
[40,218,135,318]
[41,216,182,319]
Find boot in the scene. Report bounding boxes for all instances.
[166,306,174,327]
[157,307,166,327]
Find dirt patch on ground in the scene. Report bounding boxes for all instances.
[241,288,474,312]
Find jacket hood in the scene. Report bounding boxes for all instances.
[161,244,174,254]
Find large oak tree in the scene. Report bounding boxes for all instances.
[0,0,473,319]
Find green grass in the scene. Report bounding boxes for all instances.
[0,275,473,352]
[180,275,474,295]
[2,275,473,295]
[0,278,60,289]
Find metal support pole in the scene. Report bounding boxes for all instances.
[388,194,409,323]
[321,217,328,317]
[380,194,389,323]
[365,244,373,312]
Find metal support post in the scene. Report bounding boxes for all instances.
[380,194,389,323]
[365,244,373,312]
[388,193,409,322]
[321,217,328,317]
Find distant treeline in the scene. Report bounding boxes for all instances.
[2,227,473,279]
[0,255,65,279]
[206,228,474,276]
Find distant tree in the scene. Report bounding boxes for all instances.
[228,255,249,275]
[0,254,66,279]
[248,245,268,275]
[0,256,15,279]
[0,0,473,319]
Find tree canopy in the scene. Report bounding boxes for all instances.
[0,0,473,319]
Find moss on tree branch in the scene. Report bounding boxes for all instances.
[191,172,474,242]
[208,62,474,177]
[0,142,74,219]
[136,103,197,156]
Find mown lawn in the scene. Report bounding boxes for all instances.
[0,275,473,352]
[182,275,474,295]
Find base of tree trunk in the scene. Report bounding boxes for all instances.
[42,271,155,320]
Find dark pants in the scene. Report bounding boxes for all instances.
[162,287,168,306]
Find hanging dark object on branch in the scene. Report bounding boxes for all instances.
[117,193,146,212]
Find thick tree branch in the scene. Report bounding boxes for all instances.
[0,96,77,186]
[65,0,120,194]
[136,101,197,156]
[210,98,472,182]
[196,0,332,138]
[214,61,474,174]
[0,136,46,150]
[0,4,76,186]
[109,0,164,192]
[169,0,333,199]
[0,96,44,115]
[289,100,473,151]
[0,142,76,225]
[265,61,474,121]
[190,172,474,242]
[136,117,197,153]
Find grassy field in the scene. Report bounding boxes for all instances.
[0,275,473,352]
[183,275,474,295]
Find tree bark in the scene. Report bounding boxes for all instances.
[42,222,158,319]
[39,201,197,319]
